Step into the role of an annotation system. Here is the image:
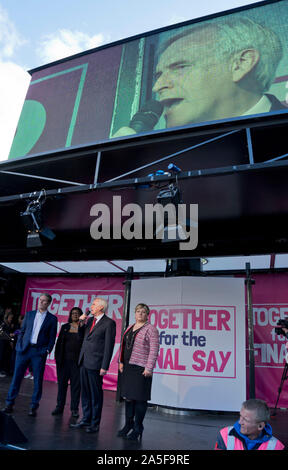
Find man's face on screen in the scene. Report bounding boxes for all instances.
[153,34,234,128]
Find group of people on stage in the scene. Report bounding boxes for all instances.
[1,293,285,449]
[1,293,160,440]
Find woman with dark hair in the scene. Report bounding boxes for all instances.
[52,307,83,417]
[117,303,159,441]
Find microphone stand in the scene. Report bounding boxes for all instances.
[272,333,288,416]
[271,361,288,416]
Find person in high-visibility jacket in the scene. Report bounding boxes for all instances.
[215,399,284,450]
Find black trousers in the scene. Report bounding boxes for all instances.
[56,359,81,411]
[80,365,103,426]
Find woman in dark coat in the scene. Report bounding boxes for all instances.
[52,307,83,417]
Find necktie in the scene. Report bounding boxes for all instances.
[89,317,97,333]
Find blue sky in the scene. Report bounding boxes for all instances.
[0,0,263,162]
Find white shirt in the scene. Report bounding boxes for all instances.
[30,310,47,344]
[242,95,271,116]
[93,313,104,324]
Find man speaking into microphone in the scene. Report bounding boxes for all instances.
[112,17,285,139]
[70,297,116,433]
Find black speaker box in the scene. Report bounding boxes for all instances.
[0,411,28,447]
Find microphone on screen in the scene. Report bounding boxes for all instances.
[129,100,164,133]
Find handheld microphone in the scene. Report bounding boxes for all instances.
[129,100,163,133]
[79,310,91,322]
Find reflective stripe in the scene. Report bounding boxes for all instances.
[221,427,283,450]
[266,437,278,450]
[226,426,235,450]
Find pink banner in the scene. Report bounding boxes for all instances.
[247,273,288,407]
[21,276,125,390]
[21,273,288,408]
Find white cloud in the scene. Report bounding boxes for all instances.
[0,5,29,162]
[37,29,109,64]
[0,61,30,162]
[0,5,26,59]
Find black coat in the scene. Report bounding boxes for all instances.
[55,323,83,365]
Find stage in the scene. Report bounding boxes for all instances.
[0,375,287,451]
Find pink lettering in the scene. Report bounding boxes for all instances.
[156,348,186,370]
[163,349,174,369]
[206,350,218,371]
[217,310,231,331]
[192,350,232,373]
[219,351,231,372]
[192,350,206,371]
[205,310,217,330]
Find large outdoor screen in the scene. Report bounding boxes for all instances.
[9,0,288,159]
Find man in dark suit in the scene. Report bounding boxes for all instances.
[70,297,116,433]
[3,293,57,416]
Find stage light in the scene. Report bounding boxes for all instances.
[155,184,189,243]
[146,163,181,181]
[156,185,182,206]
[20,191,55,248]
[26,231,42,248]
[167,163,182,174]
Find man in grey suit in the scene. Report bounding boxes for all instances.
[70,297,116,433]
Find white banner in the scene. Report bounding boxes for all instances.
[129,276,246,411]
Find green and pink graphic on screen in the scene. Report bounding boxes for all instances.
[9,0,288,160]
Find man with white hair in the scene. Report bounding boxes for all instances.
[114,17,286,137]
[70,297,116,433]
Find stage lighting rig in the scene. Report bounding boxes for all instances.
[20,190,55,248]
[155,182,189,243]
[147,163,182,182]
